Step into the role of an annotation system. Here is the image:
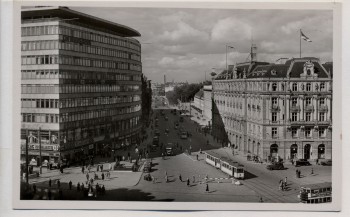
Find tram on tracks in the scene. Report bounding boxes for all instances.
[298,182,332,203]
[204,150,245,179]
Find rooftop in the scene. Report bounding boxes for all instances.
[22,6,141,37]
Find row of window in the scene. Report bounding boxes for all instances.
[60,105,141,123]
[215,81,330,92]
[21,69,141,81]
[22,113,59,123]
[21,99,59,109]
[21,55,142,71]
[21,40,141,61]
[21,84,140,94]
[63,116,141,143]
[21,25,140,51]
[271,127,327,138]
[22,105,141,124]
[60,95,140,108]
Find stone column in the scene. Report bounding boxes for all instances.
[313,96,317,121]
[326,96,331,121]
[286,96,290,121]
[300,96,304,121]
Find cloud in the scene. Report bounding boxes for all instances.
[158,22,209,44]
[211,17,252,43]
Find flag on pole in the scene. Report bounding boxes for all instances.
[300,30,312,42]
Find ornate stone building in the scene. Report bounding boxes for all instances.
[212,57,332,162]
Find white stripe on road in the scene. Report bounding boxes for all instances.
[182,153,197,162]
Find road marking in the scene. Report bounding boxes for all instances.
[182,153,197,162]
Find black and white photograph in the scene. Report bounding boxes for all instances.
[4,0,344,212]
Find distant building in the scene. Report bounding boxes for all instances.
[21,7,143,163]
[212,57,332,162]
[192,89,204,114]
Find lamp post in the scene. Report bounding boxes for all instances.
[38,127,42,174]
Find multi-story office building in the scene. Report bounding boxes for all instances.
[213,56,332,162]
[21,7,142,163]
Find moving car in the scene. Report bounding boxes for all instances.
[165,143,174,156]
[266,162,284,170]
[174,122,179,129]
[295,159,312,166]
[152,136,159,146]
[180,131,188,139]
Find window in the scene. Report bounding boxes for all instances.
[292,98,298,106]
[272,127,278,138]
[319,128,326,137]
[292,83,298,91]
[272,83,277,91]
[292,128,298,138]
[319,98,325,105]
[319,112,325,121]
[272,97,278,105]
[272,112,277,122]
[306,112,311,121]
[306,98,312,105]
[320,82,326,91]
[305,127,312,138]
[291,112,298,121]
[306,83,311,91]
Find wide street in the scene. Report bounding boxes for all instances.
[24,104,331,202]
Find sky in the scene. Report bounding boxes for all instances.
[73,7,333,83]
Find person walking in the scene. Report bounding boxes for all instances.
[196,154,199,161]
[48,178,52,187]
[48,189,52,200]
[77,182,81,191]
[69,180,72,190]
[187,178,190,186]
[206,184,209,193]
[82,166,85,174]
[179,174,182,182]
[284,177,288,187]
[86,173,89,181]
[33,184,37,194]
[102,172,105,181]
[165,175,168,183]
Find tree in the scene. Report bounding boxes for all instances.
[166,83,203,105]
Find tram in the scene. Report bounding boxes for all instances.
[205,150,245,179]
[298,182,332,203]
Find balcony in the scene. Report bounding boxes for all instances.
[305,105,314,112]
[271,104,280,111]
[290,105,300,112]
[319,105,329,112]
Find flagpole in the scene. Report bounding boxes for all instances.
[300,29,301,58]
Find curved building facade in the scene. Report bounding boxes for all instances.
[21,7,142,163]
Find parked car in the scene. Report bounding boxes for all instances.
[266,162,285,170]
[165,143,174,156]
[295,159,311,166]
[320,160,332,166]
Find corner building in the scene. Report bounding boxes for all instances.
[213,57,332,162]
[21,7,142,162]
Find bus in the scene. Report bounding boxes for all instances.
[298,182,332,203]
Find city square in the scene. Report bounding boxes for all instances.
[18,6,333,205]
